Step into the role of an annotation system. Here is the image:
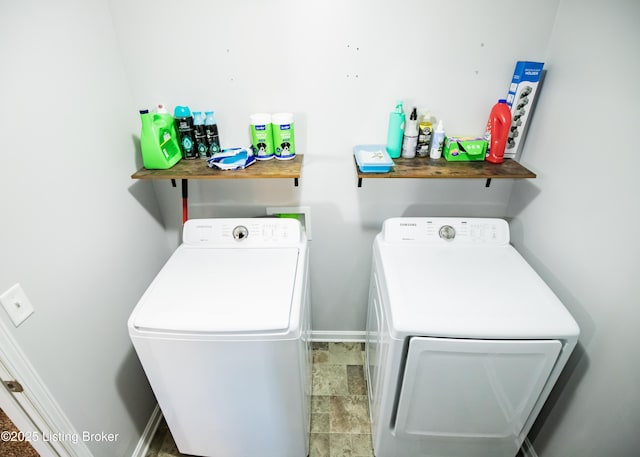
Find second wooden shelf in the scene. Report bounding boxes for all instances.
[355,157,536,187]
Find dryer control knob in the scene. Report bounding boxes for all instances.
[439,225,456,241]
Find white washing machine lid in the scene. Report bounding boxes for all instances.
[132,246,300,334]
[377,242,580,339]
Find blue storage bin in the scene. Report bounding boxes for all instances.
[354,144,394,173]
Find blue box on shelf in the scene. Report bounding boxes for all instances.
[354,144,394,173]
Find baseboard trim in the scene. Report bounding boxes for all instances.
[522,438,538,457]
[311,330,366,342]
[130,404,163,457]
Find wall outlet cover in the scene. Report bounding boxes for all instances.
[0,284,35,327]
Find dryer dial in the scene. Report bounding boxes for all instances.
[439,225,456,241]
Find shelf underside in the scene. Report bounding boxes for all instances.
[131,154,303,180]
[355,157,536,181]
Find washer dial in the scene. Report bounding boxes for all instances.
[232,225,249,241]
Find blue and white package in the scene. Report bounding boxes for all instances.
[207,147,256,170]
[505,61,544,159]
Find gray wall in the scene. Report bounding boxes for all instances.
[0,1,171,456]
[507,0,640,455]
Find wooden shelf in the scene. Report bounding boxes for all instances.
[131,155,303,224]
[355,157,536,187]
[131,154,303,183]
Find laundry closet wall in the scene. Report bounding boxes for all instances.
[109,0,560,334]
[0,1,172,457]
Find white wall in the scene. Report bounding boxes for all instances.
[0,1,172,456]
[507,0,640,455]
[108,0,560,332]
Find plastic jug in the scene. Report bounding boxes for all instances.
[386,101,405,159]
[485,99,512,164]
[139,110,182,169]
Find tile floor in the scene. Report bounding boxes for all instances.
[146,342,372,457]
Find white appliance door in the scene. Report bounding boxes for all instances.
[394,337,561,451]
[133,247,299,333]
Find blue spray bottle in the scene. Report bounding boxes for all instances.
[386,101,405,159]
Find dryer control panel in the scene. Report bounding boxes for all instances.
[381,217,510,245]
[182,218,304,247]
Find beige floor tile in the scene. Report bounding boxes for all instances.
[329,395,371,434]
[351,434,374,457]
[347,365,367,395]
[311,412,330,433]
[310,433,330,457]
[329,433,353,457]
[312,364,349,396]
[328,342,365,364]
[312,395,332,413]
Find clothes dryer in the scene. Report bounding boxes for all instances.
[365,217,579,457]
[129,218,311,457]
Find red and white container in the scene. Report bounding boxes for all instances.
[485,99,512,164]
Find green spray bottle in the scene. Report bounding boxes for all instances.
[386,101,405,159]
[139,109,182,169]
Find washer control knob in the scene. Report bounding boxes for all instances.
[232,225,249,241]
[439,225,456,241]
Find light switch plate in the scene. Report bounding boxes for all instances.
[0,284,35,327]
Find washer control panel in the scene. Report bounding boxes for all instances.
[183,218,303,247]
[382,218,510,245]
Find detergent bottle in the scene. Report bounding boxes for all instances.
[193,112,208,158]
[139,109,182,169]
[174,106,197,159]
[485,99,512,164]
[204,111,221,156]
[386,101,405,159]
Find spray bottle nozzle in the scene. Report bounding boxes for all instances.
[394,101,404,113]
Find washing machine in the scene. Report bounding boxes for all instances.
[128,218,311,457]
[365,217,579,457]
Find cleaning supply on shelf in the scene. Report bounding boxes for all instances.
[139,109,182,169]
[416,110,433,157]
[485,99,512,164]
[353,144,394,173]
[401,107,418,158]
[204,111,221,157]
[430,120,445,159]
[193,112,208,158]
[271,113,296,160]
[207,147,256,170]
[443,136,488,161]
[174,106,197,159]
[250,113,274,160]
[386,101,405,159]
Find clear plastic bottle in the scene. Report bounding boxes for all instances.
[430,120,445,159]
[402,107,418,158]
